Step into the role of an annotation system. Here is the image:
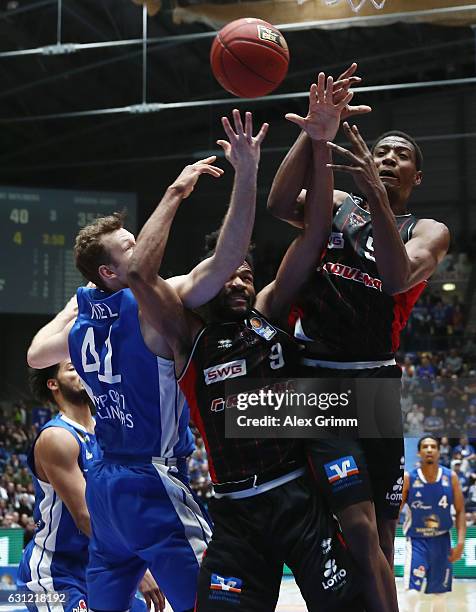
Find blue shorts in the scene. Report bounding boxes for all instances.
[86,458,212,611]
[17,538,148,612]
[404,534,452,594]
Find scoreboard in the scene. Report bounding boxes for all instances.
[0,185,137,315]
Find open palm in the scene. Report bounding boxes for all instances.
[285,72,354,142]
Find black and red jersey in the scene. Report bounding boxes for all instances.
[178,310,304,487]
[292,194,425,360]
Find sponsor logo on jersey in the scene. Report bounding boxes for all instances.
[424,514,440,530]
[328,232,344,249]
[72,600,87,612]
[411,500,432,510]
[321,261,382,291]
[321,538,332,554]
[413,478,424,488]
[415,491,422,498]
[85,450,93,460]
[210,398,225,412]
[248,316,277,341]
[209,574,242,603]
[349,212,366,227]
[386,476,403,503]
[257,25,283,47]
[413,565,426,579]
[442,475,450,487]
[324,456,359,483]
[217,339,233,350]
[210,574,242,593]
[204,359,247,385]
[322,558,347,590]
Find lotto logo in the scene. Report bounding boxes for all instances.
[210,574,242,593]
[322,558,347,590]
[204,359,247,385]
[413,565,426,579]
[324,456,359,483]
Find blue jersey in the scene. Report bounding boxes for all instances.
[69,287,194,458]
[17,413,100,601]
[404,466,454,538]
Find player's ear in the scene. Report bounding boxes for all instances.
[98,264,115,284]
[414,170,423,186]
[46,378,59,392]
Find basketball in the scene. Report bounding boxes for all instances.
[210,18,289,98]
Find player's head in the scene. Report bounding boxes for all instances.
[74,212,135,292]
[29,360,89,408]
[371,131,423,202]
[203,231,256,320]
[417,435,440,465]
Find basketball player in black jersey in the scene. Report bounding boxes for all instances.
[267,88,450,612]
[128,92,365,610]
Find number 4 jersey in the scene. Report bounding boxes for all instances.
[178,310,305,489]
[403,466,454,538]
[69,286,193,458]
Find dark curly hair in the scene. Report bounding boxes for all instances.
[29,365,60,406]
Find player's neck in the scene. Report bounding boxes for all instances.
[421,462,439,482]
[387,191,409,216]
[58,403,95,433]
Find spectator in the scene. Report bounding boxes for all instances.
[452,460,469,497]
[439,437,452,467]
[423,408,444,434]
[454,436,476,461]
[445,348,463,375]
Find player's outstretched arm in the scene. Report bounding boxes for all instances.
[267,63,370,227]
[328,123,449,294]
[449,471,466,562]
[27,294,78,368]
[171,109,268,310]
[128,161,217,367]
[35,427,91,537]
[256,75,346,320]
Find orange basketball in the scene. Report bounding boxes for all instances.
[210,18,289,98]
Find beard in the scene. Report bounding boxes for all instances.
[57,379,90,406]
[209,291,254,322]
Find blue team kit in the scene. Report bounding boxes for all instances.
[404,466,454,593]
[68,287,211,611]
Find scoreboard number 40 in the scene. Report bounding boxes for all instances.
[10,208,29,224]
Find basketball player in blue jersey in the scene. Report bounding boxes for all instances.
[128,75,365,611]
[27,110,268,612]
[267,75,450,612]
[17,360,163,612]
[400,436,466,612]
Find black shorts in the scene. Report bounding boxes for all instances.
[196,474,364,612]
[303,364,404,519]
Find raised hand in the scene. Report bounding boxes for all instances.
[327,122,385,200]
[333,62,372,120]
[285,72,354,142]
[217,109,269,171]
[170,155,224,199]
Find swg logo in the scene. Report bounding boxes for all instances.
[322,558,347,590]
[204,359,247,385]
[324,456,359,483]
